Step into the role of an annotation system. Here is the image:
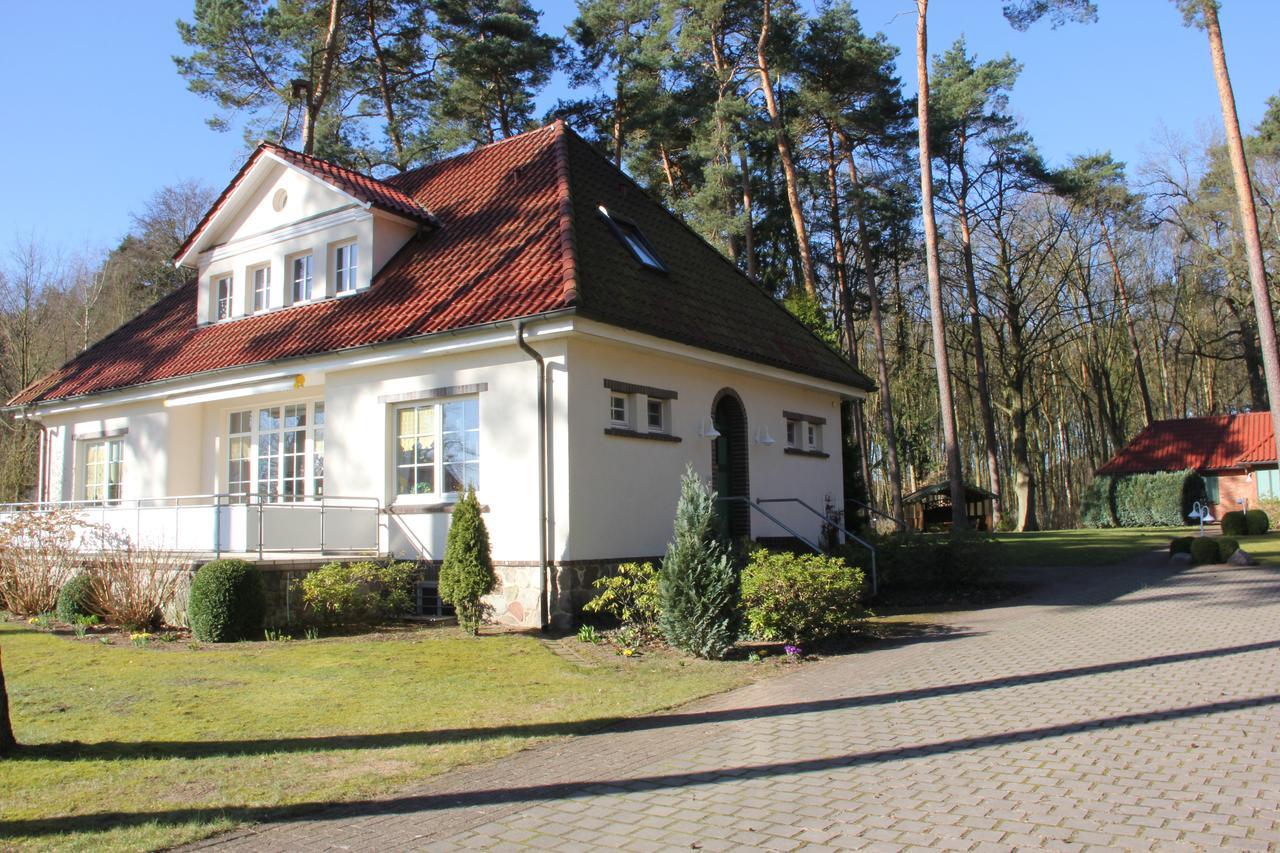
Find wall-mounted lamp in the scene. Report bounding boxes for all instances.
[756,426,776,446]
[698,418,721,439]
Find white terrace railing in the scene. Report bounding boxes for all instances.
[0,494,382,559]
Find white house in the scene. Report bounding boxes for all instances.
[4,121,874,628]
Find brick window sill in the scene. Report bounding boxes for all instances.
[604,427,683,443]
[784,447,830,459]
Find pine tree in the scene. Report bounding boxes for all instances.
[658,467,740,660]
[439,488,497,635]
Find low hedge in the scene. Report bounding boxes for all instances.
[1081,470,1203,528]
[1245,509,1269,536]
[1221,511,1248,536]
[1189,537,1220,565]
[1169,536,1194,556]
[843,532,1003,600]
[188,559,266,642]
[1217,536,1240,562]
[55,573,95,623]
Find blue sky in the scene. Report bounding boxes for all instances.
[0,1,1276,255]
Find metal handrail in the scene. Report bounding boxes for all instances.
[756,497,878,597]
[845,495,904,529]
[0,493,381,557]
[716,496,824,554]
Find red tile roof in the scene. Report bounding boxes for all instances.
[10,122,870,407]
[1095,412,1276,475]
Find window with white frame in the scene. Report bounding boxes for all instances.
[216,275,233,320]
[647,397,667,433]
[83,438,123,504]
[785,418,800,449]
[395,397,479,499]
[226,402,324,502]
[335,242,358,294]
[291,254,313,303]
[807,422,821,451]
[609,393,629,427]
[252,265,271,312]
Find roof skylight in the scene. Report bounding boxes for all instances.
[598,206,667,272]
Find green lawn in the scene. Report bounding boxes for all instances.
[991,526,1189,568]
[1231,534,1280,565]
[0,622,768,852]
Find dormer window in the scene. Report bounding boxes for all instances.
[292,254,313,303]
[216,275,233,320]
[598,206,666,272]
[252,265,271,312]
[335,242,358,294]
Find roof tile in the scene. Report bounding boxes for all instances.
[1096,412,1276,475]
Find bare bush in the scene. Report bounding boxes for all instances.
[85,527,189,631]
[0,509,82,616]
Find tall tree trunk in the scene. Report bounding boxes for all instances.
[738,146,759,281]
[366,3,405,169]
[1224,297,1268,409]
[955,158,1003,527]
[302,0,343,155]
[842,140,905,528]
[1100,221,1154,425]
[1201,0,1280,462]
[914,0,967,530]
[0,646,15,756]
[757,0,818,299]
[825,130,851,340]
[1010,382,1039,531]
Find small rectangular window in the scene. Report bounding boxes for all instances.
[335,243,358,294]
[216,275,233,320]
[647,397,665,433]
[807,423,820,451]
[598,206,666,272]
[610,393,629,426]
[292,254,313,303]
[785,419,800,449]
[253,266,271,312]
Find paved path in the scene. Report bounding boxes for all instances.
[201,556,1280,851]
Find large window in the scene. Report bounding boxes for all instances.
[84,438,123,504]
[335,243,358,294]
[216,275,233,320]
[253,265,271,312]
[292,254,313,303]
[226,401,324,502]
[395,397,479,498]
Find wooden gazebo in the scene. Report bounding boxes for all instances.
[903,482,996,532]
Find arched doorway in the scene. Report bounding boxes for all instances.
[711,390,750,540]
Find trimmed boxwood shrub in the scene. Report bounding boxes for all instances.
[55,573,95,623]
[1189,537,1220,565]
[1217,537,1240,562]
[1220,510,1248,537]
[1081,470,1202,528]
[740,550,866,646]
[188,559,266,642]
[1245,509,1269,536]
[1169,536,1194,556]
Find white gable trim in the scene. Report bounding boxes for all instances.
[175,150,376,269]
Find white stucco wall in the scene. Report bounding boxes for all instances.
[563,334,849,561]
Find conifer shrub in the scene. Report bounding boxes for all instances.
[1168,536,1194,556]
[187,559,266,642]
[1245,509,1269,536]
[55,573,96,624]
[1220,510,1248,536]
[1189,537,1220,565]
[439,488,496,635]
[1216,536,1240,562]
[658,467,740,660]
[740,550,866,646]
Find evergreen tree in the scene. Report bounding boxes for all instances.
[439,488,497,634]
[658,466,740,660]
[427,0,559,147]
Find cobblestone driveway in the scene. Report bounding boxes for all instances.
[202,557,1280,851]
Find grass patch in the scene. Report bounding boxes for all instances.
[0,621,770,851]
[992,527,1188,568]
[1230,534,1280,565]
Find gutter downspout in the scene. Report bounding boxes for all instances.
[514,320,550,630]
[35,419,46,504]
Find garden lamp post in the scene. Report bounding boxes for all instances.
[1189,501,1215,536]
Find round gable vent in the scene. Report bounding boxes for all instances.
[272,188,288,212]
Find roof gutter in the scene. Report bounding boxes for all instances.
[514,319,551,631]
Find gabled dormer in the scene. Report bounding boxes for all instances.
[175,143,434,326]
